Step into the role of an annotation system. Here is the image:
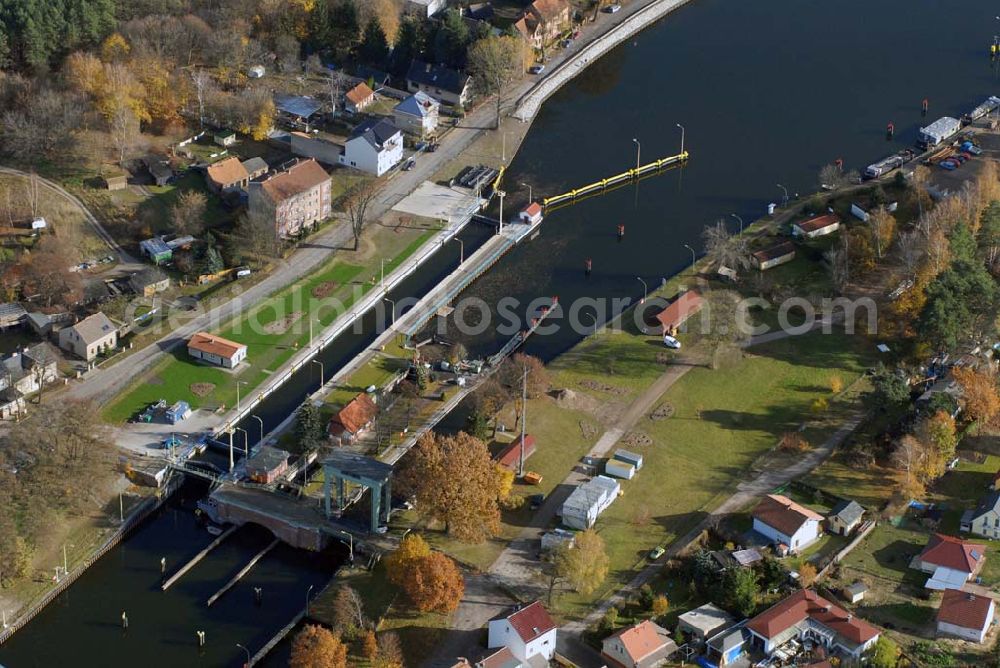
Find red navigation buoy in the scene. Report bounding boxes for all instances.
[617,224,625,239]
[886,121,895,139]
[834,158,844,172]
[585,258,592,275]
[922,98,929,115]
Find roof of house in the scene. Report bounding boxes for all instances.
[829,499,865,526]
[346,82,375,107]
[678,603,734,634]
[395,91,439,118]
[968,490,1000,522]
[513,15,539,39]
[258,159,329,204]
[794,214,840,233]
[606,620,673,663]
[529,0,570,22]
[332,392,378,434]
[752,241,796,263]
[144,156,172,179]
[937,588,994,630]
[746,589,879,645]
[130,267,168,289]
[274,94,323,119]
[246,445,290,473]
[141,237,172,256]
[707,627,747,653]
[521,202,542,219]
[406,60,471,96]
[348,118,401,151]
[919,534,986,574]
[845,582,869,596]
[0,302,27,324]
[752,494,824,537]
[241,156,269,176]
[655,290,703,329]
[502,601,557,644]
[495,434,536,470]
[188,332,247,359]
[69,312,116,344]
[207,156,249,187]
[476,647,520,668]
[731,548,763,566]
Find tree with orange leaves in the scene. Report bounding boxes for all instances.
[953,366,1000,426]
[401,552,465,613]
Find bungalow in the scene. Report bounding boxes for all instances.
[519,202,543,226]
[654,290,703,335]
[792,214,841,239]
[143,155,173,186]
[187,332,248,369]
[340,118,403,176]
[676,603,734,642]
[960,490,1000,539]
[393,91,440,138]
[487,601,557,663]
[936,588,995,643]
[745,589,880,660]
[752,242,796,270]
[406,60,472,108]
[328,392,378,445]
[601,619,676,668]
[206,156,250,193]
[242,157,269,181]
[344,82,376,114]
[129,267,170,298]
[495,434,536,472]
[214,130,236,147]
[912,533,986,590]
[245,446,290,484]
[140,237,173,264]
[751,494,823,553]
[827,499,865,536]
[58,312,118,362]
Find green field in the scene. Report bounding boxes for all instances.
[104,229,437,423]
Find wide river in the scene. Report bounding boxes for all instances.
[2,0,999,665]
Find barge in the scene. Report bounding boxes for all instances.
[864,149,916,180]
[965,95,1000,122]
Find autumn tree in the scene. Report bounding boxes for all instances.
[343,179,380,251]
[361,629,378,659]
[953,366,1000,426]
[651,594,669,617]
[398,431,502,543]
[373,632,404,668]
[868,207,896,260]
[552,528,609,597]
[467,35,523,128]
[402,552,465,612]
[497,353,549,399]
[289,624,348,668]
[892,434,936,499]
[914,410,958,462]
[171,190,207,236]
[980,200,1000,271]
[22,236,83,308]
[385,533,431,585]
[869,635,899,668]
[798,562,818,588]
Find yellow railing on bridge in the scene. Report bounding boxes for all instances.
[542,151,689,209]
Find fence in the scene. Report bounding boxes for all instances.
[0,476,182,646]
[816,519,878,581]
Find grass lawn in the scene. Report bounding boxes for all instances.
[138,171,231,233]
[323,353,408,408]
[103,227,438,423]
[804,458,896,509]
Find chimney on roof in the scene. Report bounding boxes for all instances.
[968,593,977,601]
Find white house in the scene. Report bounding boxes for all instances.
[601,619,676,668]
[519,202,543,226]
[487,601,557,663]
[340,119,403,176]
[746,589,881,660]
[960,490,1000,539]
[393,91,440,138]
[405,0,446,19]
[937,589,995,643]
[912,533,986,590]
[187,332,247,369]
[406,60,472,108]
[751,494,823,553]
[58,312,118,362]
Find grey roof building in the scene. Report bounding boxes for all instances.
[828,499,866,535]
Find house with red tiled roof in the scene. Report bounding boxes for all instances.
[328,392,378,445]
[751,494,824,554]
[745,589,880,660]
[601,619,676,668]
[206,156,250,193]
[791,214,841,239]
[495,434,536,472]
[913,534,986,590]
[344,82,375,114]
[187,332,247,368]
[654,290,703,335]
[936,588,995,643]
[487,601,557,664]
[519,202,543,225]
[474,647,523,668]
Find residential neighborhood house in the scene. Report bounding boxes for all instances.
[187,332,248,369]
[827,499,865,536]
[248,158,332,238]
[676,603,735,643]
[514,0,573,50]
[487,601,557,664]
[961,490,1000,539]
[328,392,378,445]
[745,589,881,660]
[393,91,440,138]
[206,156,250,193]
[58,312,118,362]
[0,344,58,420]
[791,214,841,239]
[340,118,404,176]
[936,588,995,643]
[751,242,796,270]
[129,267,170,298]
[912,533,986,590]
[601,619,676,668]
[344,82,376,114]
[406,60,472,107]
[242,156,269,180]
[751,494,823,554]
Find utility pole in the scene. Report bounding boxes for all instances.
[229,428,235,472]
[518,366,528,478]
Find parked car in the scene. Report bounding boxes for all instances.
[528,64,545,75]
[605,4,621,12]
[403,157,416,171]
[648,546,665,560]
[663,335,681,349]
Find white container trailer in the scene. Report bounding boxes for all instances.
[918,116,961,148]
[605,459,635,480]
[561,475,620,530]
[613,449,644,470]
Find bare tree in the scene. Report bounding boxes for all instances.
[825,234,850,293]
[109,104,140,167]
[190,69,212,128]
[234,206,281,265]
[327,69,350,119]
[701,220,750,273]
[896,231,924,279]
[467,35,524,129]
[344,180,380,251]
[23,172,39,220]
[171,190,208,236]
[818,164,845,190]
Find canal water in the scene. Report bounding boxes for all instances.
[3,0,999,664]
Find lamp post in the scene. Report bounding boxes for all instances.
[236,643,250,668]
[380,258,388,290]
[452,237,464,264]
[250,414,264,445]
[311,359,324,387]
[636,277,648,304]
[384,297,396,326]
[676,123,685,154]
[731,213,744,234]
[521,182,533,204]
[683,244,696,271]
[236,380,248,412]
[632,137,641,172]
[777,183,789,206]
[497,189,506,234]
[306,584,315,616]
[235,427,249,454]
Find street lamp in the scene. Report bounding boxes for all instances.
[497,189,506,234]
[632,138,641,172]
[636,277,648,304]
[676,123,685,155]
[683,244,696,271]
[380,258,389,290]
[250,414,264,445]
[452,237,464,264]
[777,183,789,206]
[520,182,533,204]
[306,584,315,616]
[236,380,248,412]
[235,427,249,454]
[730,213,744,234]
[384,297,396,326]
[311,359,324,387]
[236,643,250,668]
